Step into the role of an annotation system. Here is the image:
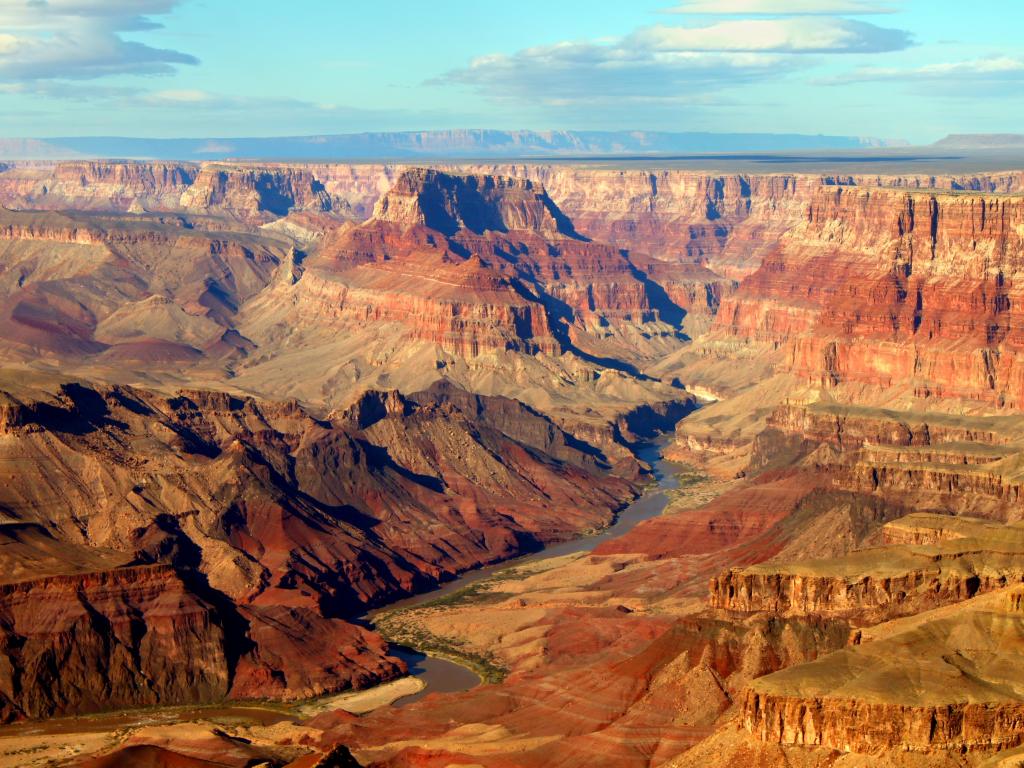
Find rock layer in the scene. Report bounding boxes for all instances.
[0,377,636,718]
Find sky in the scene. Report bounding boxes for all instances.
[0,0,1021,143]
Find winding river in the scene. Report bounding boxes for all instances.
[10,440,680,741]
[378,438,681,706]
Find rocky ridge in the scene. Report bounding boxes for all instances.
[0,376,637,720]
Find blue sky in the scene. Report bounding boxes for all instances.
[0,0,1021,143]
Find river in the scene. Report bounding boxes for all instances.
[8,440,681,739]
[378,437,681,706]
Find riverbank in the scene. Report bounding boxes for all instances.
[366,440,710,693]
[0,439,692,767]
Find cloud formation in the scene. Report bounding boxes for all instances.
[438,16,912,108]
[0,0,197,81]
[824,56,1024,83]
[665,1,897,14]
[632,18,910,53]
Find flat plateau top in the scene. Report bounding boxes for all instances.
[502,149,1024,174]
[6,148,1024,176]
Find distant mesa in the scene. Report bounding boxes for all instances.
[0,129,903,161]
[372,168,578,237]
[931,133,1024,148]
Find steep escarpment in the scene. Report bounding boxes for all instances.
[372,168,574,237]
[5,161,1020,275]
[0,376,636,718]
[712,187,1024,406]
[3,159,1024,766]
[0,161,197,213]
[309,167,682,348]
[179,164,338,221]
[747,401,1024,522]
[709,518,1024,620]
[742,587,1024,754]
[0,564,229,722]
[231,168,706,425]
[0,168,708,429]
[490,168,810,280]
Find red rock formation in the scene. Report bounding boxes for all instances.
[743,690,1024,753]
[765,403,1016,449]
[709,509,1024,620]
[0,377,636,717]
[714,186,1024,406]
[301,168,714,361]
[0,565,228,721]
[0,161,197,213]
[741,588,1024,754]
[2,160,1020,258]
[180,164,337,222]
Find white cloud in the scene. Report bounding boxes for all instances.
[631,18,911,53]
[825,56,1024,83]
[0,0,196,81]
[144,88,214,104]
[437,42,794,107]
[437,16,911,109]
[666,1,897,14]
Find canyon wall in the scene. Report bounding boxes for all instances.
[4,160,1021,268]
[713,186,1024,406]
[0,564,229,721]
[0,377,638,719]
[740,587,1024,755]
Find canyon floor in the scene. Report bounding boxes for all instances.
[0,159,1023,766]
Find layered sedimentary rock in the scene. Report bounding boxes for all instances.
[0,376,636,719]
[766,402,1019,450]
[713,186,1024,406]
[1,157,1023,766]
[0,161,197,213]
[298,168,705,358]
[709,506,1024,619]
[742,588,1024,754]
[0,168,708,428]
[0,564,229,721]
[749,401,1024,523]
[3,161,1020,276]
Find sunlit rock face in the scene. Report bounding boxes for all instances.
[1,160,1024,767]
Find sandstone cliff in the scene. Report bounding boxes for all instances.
[742,587,1024,754]
[0,565,229,722]
[713,186,1024,406]
[0,376,637,718]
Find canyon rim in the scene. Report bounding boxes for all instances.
[2,1,1024,767]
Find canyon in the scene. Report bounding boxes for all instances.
[0,158,1022,767]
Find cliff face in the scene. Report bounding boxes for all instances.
[765,403,1016,450]
[488,169,810,280]
[710,504,1024,623]
[287,168,721,365]
[372,168,573,237]
[179,164,337,220]
[4,158,1024,764]
[4,161,1019,271]
[743,690,1024,754]
[0,161,197,213]
[0,565,229,721]
[714,187,1024,406]
[741,587,1024,755]
[0,376,636,718]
